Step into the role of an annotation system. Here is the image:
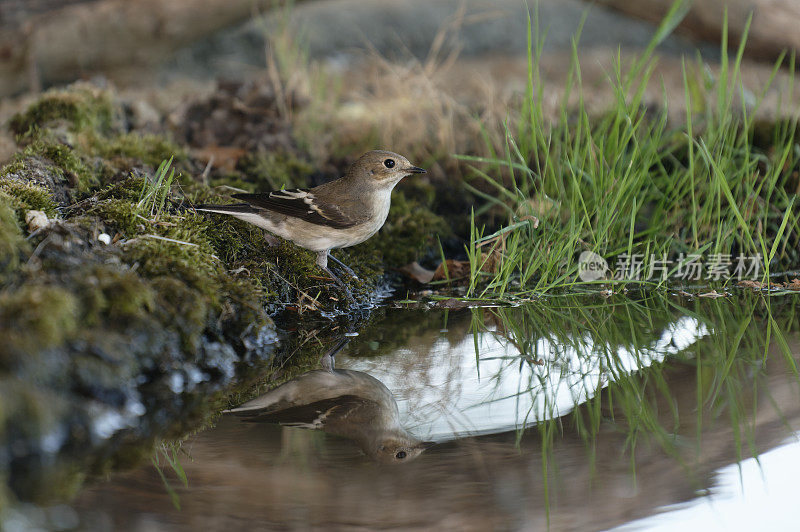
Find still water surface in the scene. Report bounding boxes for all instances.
[70,295,800,530]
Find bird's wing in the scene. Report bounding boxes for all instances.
[234,395,379,429]
[232,189,361,229]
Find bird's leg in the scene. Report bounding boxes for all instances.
[320,352,334,372]
[319,337,350,372]
[316,251,355,302]
[327,251,359,279]
[323,267,356,304]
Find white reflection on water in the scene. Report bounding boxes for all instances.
[614,433,800,531]
[344,316,709,441]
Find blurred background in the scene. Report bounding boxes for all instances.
[1,0,798,166]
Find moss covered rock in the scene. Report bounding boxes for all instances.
[0,178,59,218]
[9,84,118,139]
[0,85,280,506]
[0,284,79,359]
[0,80,452,508]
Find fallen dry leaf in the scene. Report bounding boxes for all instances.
[784,278,800,290]
[738,280,766,289]
[398,261,435,283]
[432,259,470,281]
[192,145,246,173]
[737,279,800,291]
[698,290,728,299]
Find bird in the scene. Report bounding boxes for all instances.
[194,150,426,296]
[226,365,435,464]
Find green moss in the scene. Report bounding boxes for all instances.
[336,245,382,281]
[8,86,186,196]
[266,240,318,276]
[89,198,145,236]
[256,240,376,305]
[121,224,221,299]
[203,215,264,263]
[20,140,97,192]
[75,265,156,326]
[86,199,270,342]
[148,277,209,350]
[96,175,148,203]
[9,86,117,138]
[95,132,185,170]
[0,160,25,177]
[0,178,59,218]
[0,285,79,359]
[217,273,270,324]
[112,212,273,350]
[158,212,217,252]
[0,199,27,273]
[230,150,314,191]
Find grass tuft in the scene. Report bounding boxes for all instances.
[461,1,800,297]
[137,157,176,219]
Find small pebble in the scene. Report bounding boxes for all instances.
[97,233,111,245]
[25,210,49,232]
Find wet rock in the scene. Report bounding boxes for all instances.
[0,219,279,503]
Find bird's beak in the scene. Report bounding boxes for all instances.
[406,166,426,174]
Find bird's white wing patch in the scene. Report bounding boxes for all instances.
[269,190,313,200]
[270,190,323,215]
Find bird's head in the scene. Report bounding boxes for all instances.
[350,150,426,187]
[367,434,436,464]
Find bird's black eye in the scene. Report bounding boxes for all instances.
[395,451,407,459]
[383,159,395,168]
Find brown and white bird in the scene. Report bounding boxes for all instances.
[194,150,425,292]
[226,367,435,464]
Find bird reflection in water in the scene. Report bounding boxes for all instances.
[226,339,435,464]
